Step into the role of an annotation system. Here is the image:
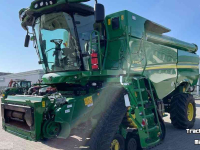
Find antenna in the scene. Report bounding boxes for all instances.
[95,0,98,4]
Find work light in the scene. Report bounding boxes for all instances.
[40,2,44,7]
[34,3,38,8]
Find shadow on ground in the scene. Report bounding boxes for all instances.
[41,130,92,149]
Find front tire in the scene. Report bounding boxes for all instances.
[170,93,196,129]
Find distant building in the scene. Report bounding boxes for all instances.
[0,72,12,76]
[0,69,44,91]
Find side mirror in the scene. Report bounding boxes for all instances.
[38,61,43,64]
[95,3,105,23]
[24,34,30,47]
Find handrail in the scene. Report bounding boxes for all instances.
[90,30,102,71]
[141,33,147,76]
[126,27,147,79]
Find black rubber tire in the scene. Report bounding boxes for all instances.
[87,88,127,150]
[125,136,137,150]
[170,93,196,129]
[111,134,125,150]
[159,118,166,141]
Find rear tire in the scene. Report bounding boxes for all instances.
[87,88,127,150]
[170,93,196,129]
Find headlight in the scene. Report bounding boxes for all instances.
[19,8,27,22]
[2,94,5,98]
[40,2,44,7]
[20,11,25,21]
[34,3,38,8]
[33,0,56,10]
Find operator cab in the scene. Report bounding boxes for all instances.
[20,1,105,73]
[34,12,95,72]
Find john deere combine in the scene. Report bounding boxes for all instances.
[1,0,199,150]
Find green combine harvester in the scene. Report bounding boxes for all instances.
[3,79,32,95]
[1,0,199,150]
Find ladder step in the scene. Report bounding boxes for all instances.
[133,77,146,80]
[138,101,149,105]
[138,102,154,109]
[145,113,154,118]
[140,113,154,119]
[134,89,145,92]
[147,126,159,132]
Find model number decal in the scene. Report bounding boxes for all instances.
[67,104,73,108]
[84,96,93,107]
[65,109,70,113]
[42,101,45,107]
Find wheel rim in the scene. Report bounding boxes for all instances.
[187,103,194,121]
[110,139,120,150]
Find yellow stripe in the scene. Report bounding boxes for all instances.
[178,62,199,65]
[177,65,199,69]
[133,65,199,71]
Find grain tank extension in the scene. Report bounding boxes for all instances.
[1,0,199,150]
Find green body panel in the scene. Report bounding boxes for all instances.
[1,96,50,141]
[143,41,177,99]
[54,87,120,138]
[2,86,122,140]
[177,50,199,86]
[3,88,24,96]
[105,11,146,39]
[42,72,82,84]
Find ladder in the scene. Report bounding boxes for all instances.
[126,76,162,148]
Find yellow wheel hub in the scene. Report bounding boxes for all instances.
[187,103,194,121]
[110,139,120,150]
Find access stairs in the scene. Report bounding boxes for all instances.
[124,76,163,148]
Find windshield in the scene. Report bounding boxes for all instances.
[21,81,31,88]
[33,12,95,72]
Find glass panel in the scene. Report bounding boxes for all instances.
[34,18,46,70]
[21,82,31,88]
[74,14,95,70]
[33,12,95,72]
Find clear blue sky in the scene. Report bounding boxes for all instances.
[0,0,199,73]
